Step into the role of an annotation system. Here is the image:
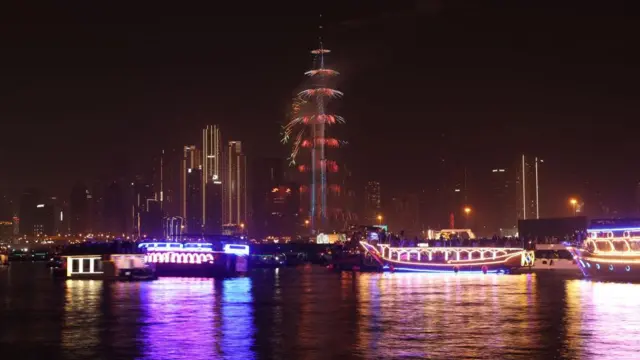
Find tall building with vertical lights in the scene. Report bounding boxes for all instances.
[364,180,381,223]
[180,145,202,233]
[202,125,223,234]
[516,155,541,220]
[223,141,247,227]
[490,167,517,235]
[282,27,344,232]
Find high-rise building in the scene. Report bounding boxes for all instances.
[180,145,202,232]
[19,188,41,236]
[364,180,381,223]
[186,167,203,233]
[34,203,55,236]
[223,141,247,227]
[204,180,223,234]
[490,168,517,235]
[140,198,163,239]
[161,148,183,218]
[202,125,223,234]
[103,181,127,236]
[252,157,284,237]
[516,155,541,220]
[70,182,91,235]
[283,39,344,232]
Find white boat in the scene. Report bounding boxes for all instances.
[532,243,579,272]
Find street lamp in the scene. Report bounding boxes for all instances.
[569,198,578,216]
[304,219,310,227]
[240,223,245,232]
[463,207,472,228]
[377,214,383,225]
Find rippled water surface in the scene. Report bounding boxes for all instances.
[2,263,640,359]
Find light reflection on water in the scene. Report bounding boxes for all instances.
[4,264,640,359]
[565,280,640,359]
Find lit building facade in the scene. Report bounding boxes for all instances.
[180,145,202,233]
[202,125,223,234]
[516,155,541,220]
[490,167,517,235]
[223,141,247,227]
[364,180,381,223]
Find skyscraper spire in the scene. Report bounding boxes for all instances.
[282,17,344,232]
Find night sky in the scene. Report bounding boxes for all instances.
[1,1,638,217]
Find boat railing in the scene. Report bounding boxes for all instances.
[584,238,640,256]
[374,243,524,262]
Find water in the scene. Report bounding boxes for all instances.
[2,263,640,360]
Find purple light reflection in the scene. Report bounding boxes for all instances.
[138,277,255,360]
[139,278,216,360]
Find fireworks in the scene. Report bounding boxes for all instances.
[298,88,344,98]
[305,69,339,77]
[282,41,344,229]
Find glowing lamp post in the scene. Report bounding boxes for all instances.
[463,207,472,228]
[304,219,310,227]
[569,198,578,216]
[240,223,245,234]
[377,214,383,225]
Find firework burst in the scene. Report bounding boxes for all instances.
[282,40,344,229]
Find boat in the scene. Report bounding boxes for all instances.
[567,219,640,281]
[531,243,579,272]
[53,253,157,281]
[139,242,250,277]
[360,241,534,274]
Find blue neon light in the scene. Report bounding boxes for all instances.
[138,242,214,252]
[587,227,640,233]
[388,266,500,274]
[223,244,250,256]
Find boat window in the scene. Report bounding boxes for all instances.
[612,241,629,252]
[557,250,573,260]
[629,241,640,252]
[596,241,611,252]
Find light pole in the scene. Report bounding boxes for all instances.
[377,214,382,225]
[569,198,577,216]
[463,207,471,228]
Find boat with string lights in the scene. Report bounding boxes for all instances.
[359,241,534,274]
[567,219,640,280]
[139,242,250,277]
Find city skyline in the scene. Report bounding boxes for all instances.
[1,2,640,237]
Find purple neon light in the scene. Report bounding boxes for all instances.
[147,247,214,253]
[145,252,215,264]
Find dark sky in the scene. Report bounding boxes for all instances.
[1,1,639,216]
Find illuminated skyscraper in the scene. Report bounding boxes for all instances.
[180,145,202,233]
[203,125,222,182]
[516,155,541,220]
[282,31,344,232]
[490,167,517,235]
[364,180,381,223]
[202,125,223,233]
[223,141,247,226]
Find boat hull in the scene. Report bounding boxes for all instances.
[570,248,640,282]
[568,246,640,281]
[382,259,514,273]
